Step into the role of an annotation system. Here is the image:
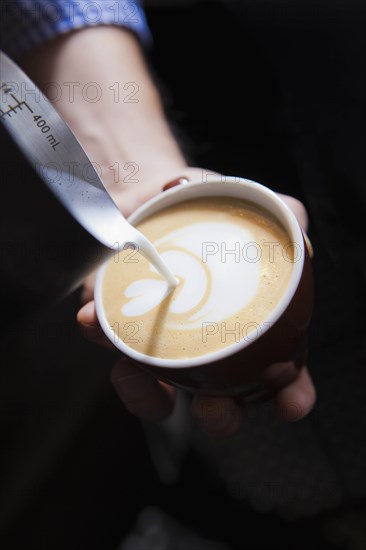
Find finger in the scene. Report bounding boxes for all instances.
[191,395,243,438]
[77,300,114,349]
[276,194,313,256]
[81,272,97,305]
[111,359,176,421]
[277,193,309,232]
[274,366,316,421]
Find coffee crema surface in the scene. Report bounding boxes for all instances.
[102,198,294,359]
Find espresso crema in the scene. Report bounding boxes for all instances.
[102,197,295,359]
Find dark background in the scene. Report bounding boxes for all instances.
[1,1,365,549]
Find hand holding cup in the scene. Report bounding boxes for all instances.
[78,174,315,436]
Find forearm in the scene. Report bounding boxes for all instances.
[22,26,189,191]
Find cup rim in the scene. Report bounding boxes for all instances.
[94,176,305,368]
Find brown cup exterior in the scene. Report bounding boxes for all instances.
[131,237,313,396]
[96,177,314,397]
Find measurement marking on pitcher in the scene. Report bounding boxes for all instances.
[1,84,61,151]
[31,115,60,151]
[0,86,34,117]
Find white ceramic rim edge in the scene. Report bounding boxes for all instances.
[94,176,305,368]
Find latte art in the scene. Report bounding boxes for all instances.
[122,222,261,329]
[102,198,294,359]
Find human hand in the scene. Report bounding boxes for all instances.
[25,26,316,435]
[77,180,316,437]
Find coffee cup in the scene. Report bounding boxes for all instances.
[94,175,313,397]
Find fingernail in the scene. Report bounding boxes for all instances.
[162,177,189,191]
[281,401,304,422]
[78,301,95,326]
[303,232,314,259]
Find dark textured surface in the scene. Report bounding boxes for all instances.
[1,2,365,549]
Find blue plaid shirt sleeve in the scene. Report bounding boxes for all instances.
[0,0,152,60]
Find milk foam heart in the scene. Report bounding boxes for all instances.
[122,223,260,328]
[102,197,294,360]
